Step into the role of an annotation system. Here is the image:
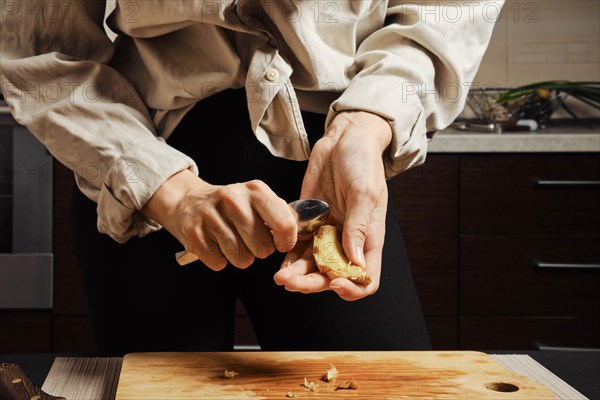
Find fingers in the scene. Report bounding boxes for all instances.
[331,211,385,301]
[217,184,277,260]
[273,229,382,299]
[273,242,330,294]
[186,240,227,271]
[247,180,298,253]
[184,227,255,271]
[341,185,378,268]
[276,192,383,301]
[329,274,380,301]
[332,184,387,299]
[179,180,297,271]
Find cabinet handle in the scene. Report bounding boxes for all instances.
[534,261,600,270]
[535,343,600,352]
[534,179,600,187]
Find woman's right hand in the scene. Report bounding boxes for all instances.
[141,169,298,270]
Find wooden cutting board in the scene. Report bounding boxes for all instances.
[115,351,555,399]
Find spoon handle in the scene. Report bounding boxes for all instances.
[175,250,201,266]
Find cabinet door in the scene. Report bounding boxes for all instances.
[460,235,600,316]
[461,154,600,235]
[425,317,459,350]
[53,161,88,315]
[52,161,95,352]
[393,155,459,348]
[0,313,51,353]
[460,316,600,350]
[459,153,600,350]
[393,155,459,318]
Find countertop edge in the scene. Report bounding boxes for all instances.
[428,130,600,153]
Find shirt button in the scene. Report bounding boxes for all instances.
[265,69,279,82]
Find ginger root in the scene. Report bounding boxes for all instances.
[313,225,372,285]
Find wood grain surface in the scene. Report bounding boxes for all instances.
[115,351,555,399]
[0,363,65,400]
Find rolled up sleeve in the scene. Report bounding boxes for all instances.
[0,1,198,243]
[326,1,504,178]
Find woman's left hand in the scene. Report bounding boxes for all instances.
[273,110,392,301]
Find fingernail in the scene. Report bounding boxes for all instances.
[355,246,366,266]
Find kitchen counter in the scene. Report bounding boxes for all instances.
[429,126,600,153]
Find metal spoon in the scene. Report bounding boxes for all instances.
[175,198,330,266]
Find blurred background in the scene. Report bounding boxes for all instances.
[477,1,598,85]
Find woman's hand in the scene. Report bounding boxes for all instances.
[274,110,392,301]
[142,170,298,270]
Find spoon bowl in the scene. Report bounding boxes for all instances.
[289,198,330,239]
[175,198,330,266]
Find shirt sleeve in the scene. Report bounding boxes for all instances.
[0,1,198,243]
[325,1,504,178]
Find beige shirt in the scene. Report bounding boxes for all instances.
[0,0,503,243]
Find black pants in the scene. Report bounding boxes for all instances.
[72,89,430,355]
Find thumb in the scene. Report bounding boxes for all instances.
[342,193,374,268]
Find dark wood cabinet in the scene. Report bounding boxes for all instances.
[0,313,52,353]
[395,153,600,350]
[460,235,600,317]
[51,162,94,353]
[460,316,600,350]
[393,155,459,348]
[460,154,600,235]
